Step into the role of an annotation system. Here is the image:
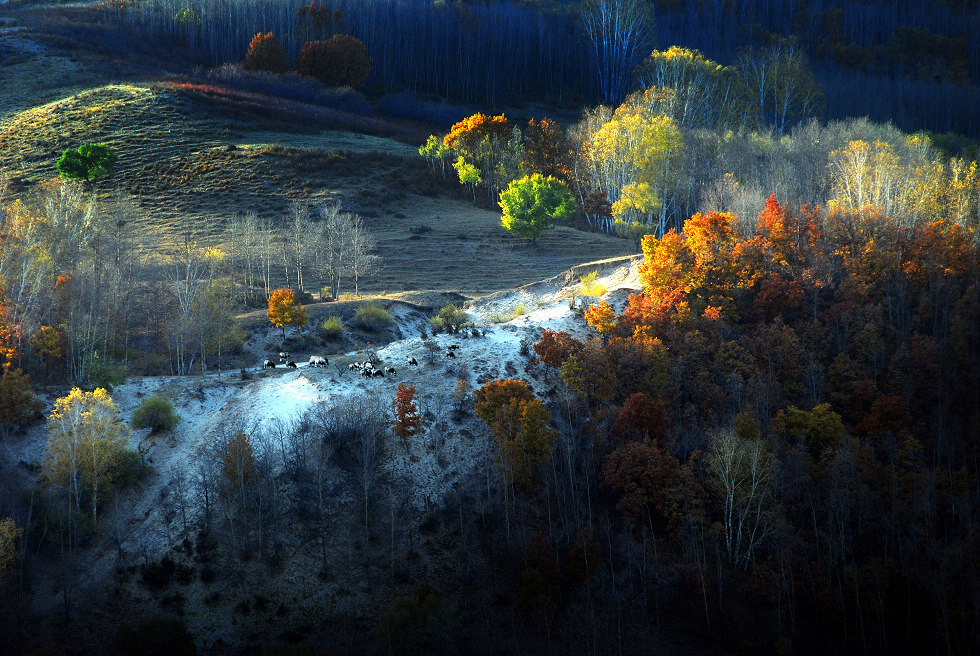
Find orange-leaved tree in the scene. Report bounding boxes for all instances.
[0,296,19,369]
[244,32,289,74]
[584,300,618,338]
[392,383,424,441]
[522,117,571,179]
[600,439,679,529]
[611,392,668,445]
[443,113,514,161]
[267,288,308,342]
[533,329,584,369]
[442,113,519,199]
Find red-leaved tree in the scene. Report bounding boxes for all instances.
[392,383,424,441]
[244,32,289,74]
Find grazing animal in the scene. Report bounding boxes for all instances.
[348,362,360,372]
[286,361,297,369]
[445,350,456,358]
[373,369,385,377]
[384,366,396,375]
[309,355,327,367]
[406,356,418,367]
[279,352,290,362]
[263,360,276,369]
[447,344,460,351]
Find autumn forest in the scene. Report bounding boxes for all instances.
[1,0,979,654]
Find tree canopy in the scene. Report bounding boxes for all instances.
[244,32,289,74]
[267,288,308,341]
[498,173,576,243]
[57,143,117,182]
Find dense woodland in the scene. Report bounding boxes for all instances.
[99,0,980,136]
[1,0,980,654]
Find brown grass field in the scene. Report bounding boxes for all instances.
[0,6,635,297]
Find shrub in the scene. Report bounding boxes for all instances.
[320,315,346,338]
[244,32,288,74]
[429,304,470,334]
[352,305,395,331]
[131,395,180,432]
[85,352,125,390]
[295,34,371,87]
[0,368,43,427]
[579,271,607,297]
[57,143,117,182]
[205,64,371,113]
[111,448,150,487]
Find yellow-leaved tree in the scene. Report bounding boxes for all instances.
[585,100,684,237]
[633,46,737,129]
[44,387,130,529]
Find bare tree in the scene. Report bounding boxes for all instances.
[347,213,381,296]
[737,38,825,134]
[230,210,260,304]
[166,238,212,375]
[581,0,656,104]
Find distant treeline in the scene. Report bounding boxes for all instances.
[112,0,980,137]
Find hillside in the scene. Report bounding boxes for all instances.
[2,255,643,655]
[0,81,635,294]
[1,1,978,654]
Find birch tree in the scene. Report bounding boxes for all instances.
[581,0,656,104]
[44,388,130,531]
[705,428,778,570]
[166,239,212,375]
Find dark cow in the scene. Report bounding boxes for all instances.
[263,360,276,369]
[286,361,298,369]
[384,366,396,375]
[406,357,418,367]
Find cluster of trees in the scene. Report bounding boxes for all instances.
[245,31,370,88]
[114,0,979,136]
[228,201,379,303]
[497,195,978,652]
[423,53,978,244]
[420,114,577,242]
[0,178,379,386]
[3,199,977,652]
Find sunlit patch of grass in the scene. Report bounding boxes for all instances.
[579,271,607,297]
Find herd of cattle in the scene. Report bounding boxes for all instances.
[260,344,462,377]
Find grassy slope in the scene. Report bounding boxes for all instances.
[0,81,635,293]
